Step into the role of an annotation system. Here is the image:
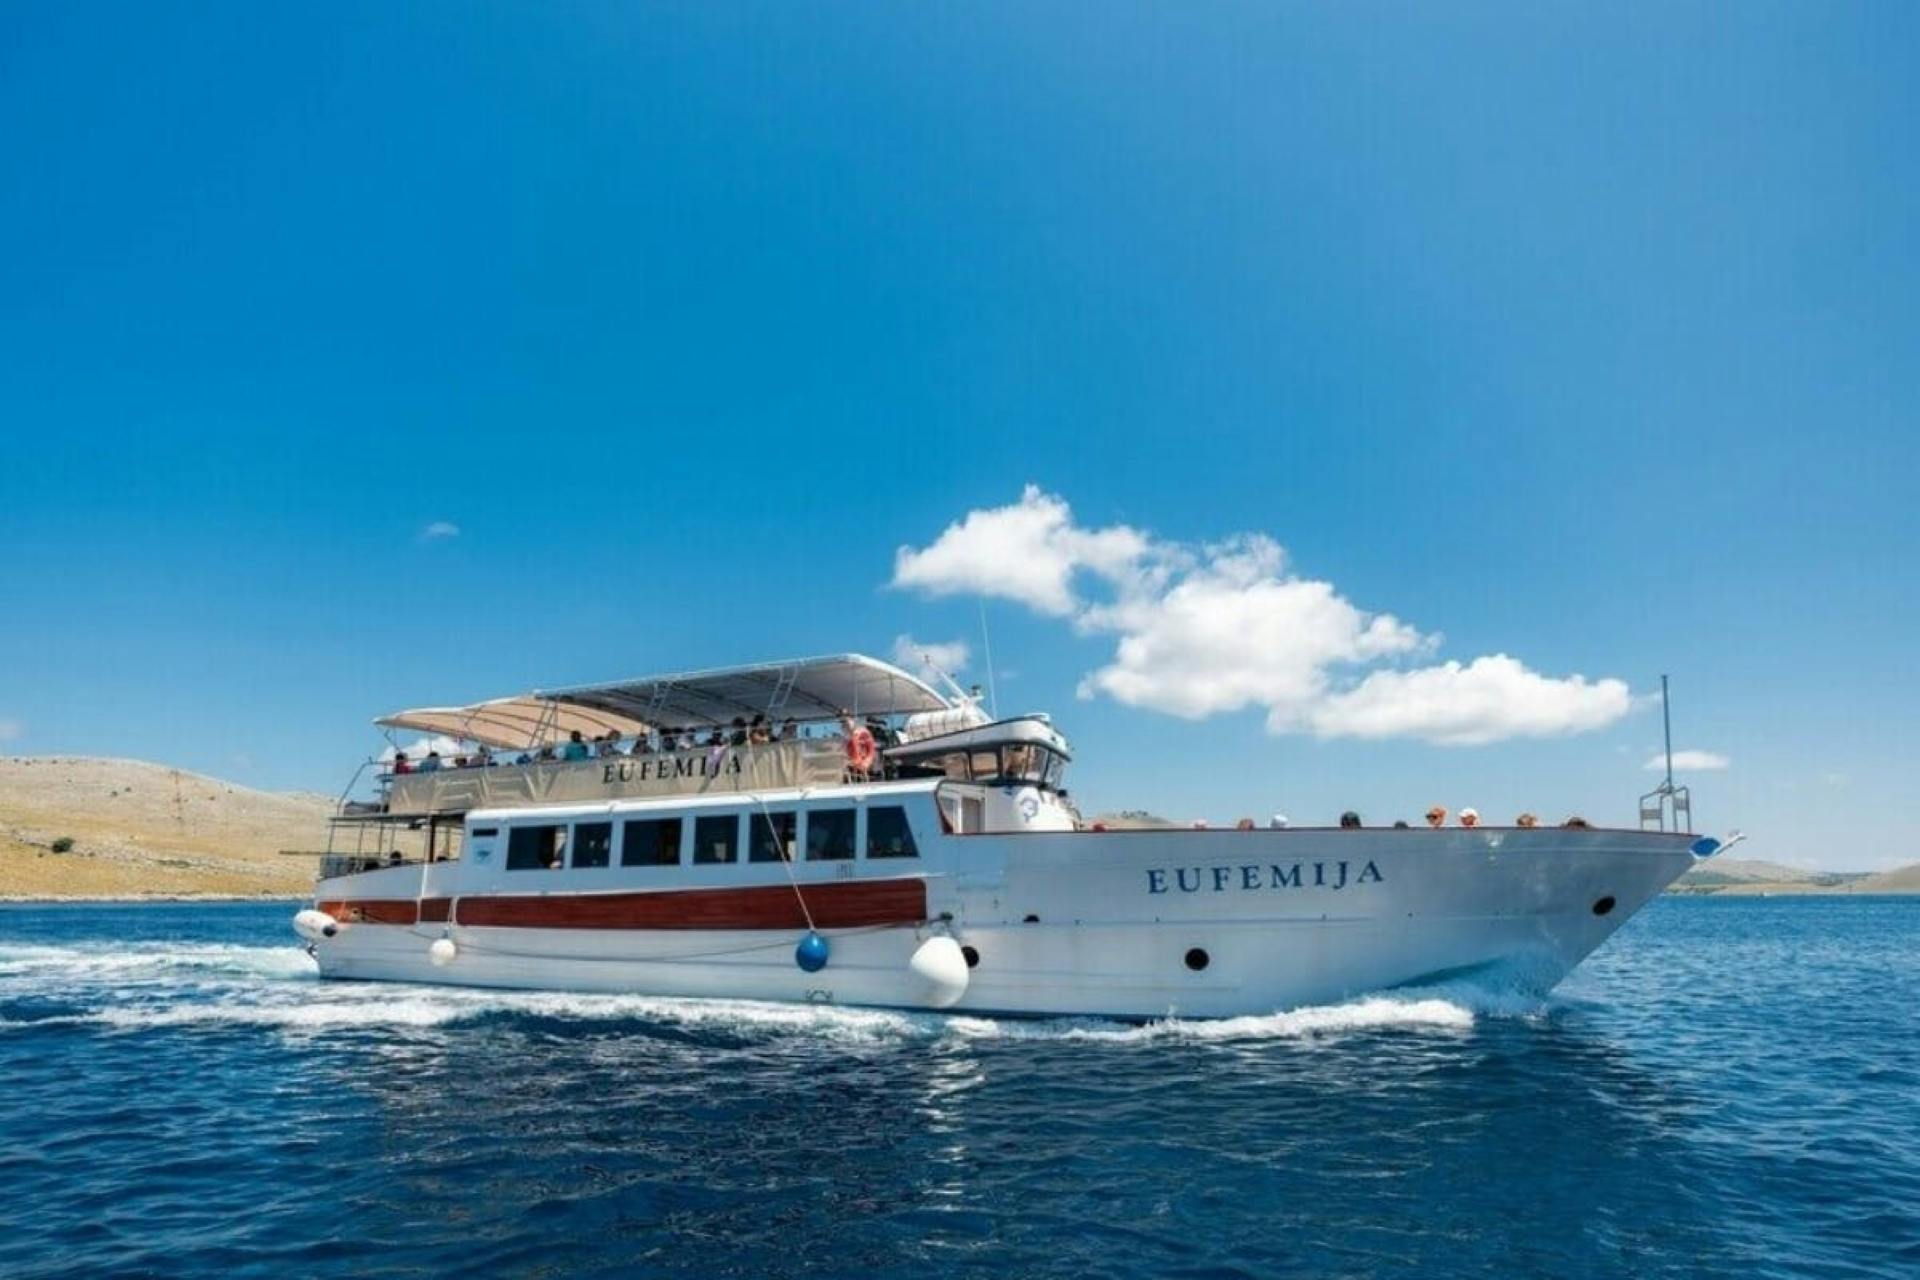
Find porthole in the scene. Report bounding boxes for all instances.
[961,945,980,969]
[1592,895,1617,917]
[1184,947,1210,972]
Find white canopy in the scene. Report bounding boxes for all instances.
[376,654,953,750]
[375,697,653,752]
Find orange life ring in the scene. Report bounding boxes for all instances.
[846,726,877,772]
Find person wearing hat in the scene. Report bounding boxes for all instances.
[1458,808,1480,828]
[1424,806,1447,828]
[1516,812,1539,828]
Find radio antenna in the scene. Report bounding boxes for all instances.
[1661,673,1675,792]
[978,598,998,719]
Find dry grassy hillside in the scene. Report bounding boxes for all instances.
[0,757,337,898]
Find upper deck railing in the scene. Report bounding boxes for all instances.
[371,738,853,818]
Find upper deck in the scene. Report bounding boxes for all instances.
[381,738,854,817]
[345,653,1069,824]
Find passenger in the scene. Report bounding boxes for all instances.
[1563,816,1591,829]
[629,733,653,757]
[842,714,877,782]
[561,730,591,762]
[388,849,403,866]
[390,751,413,775]
[536,744,557,762]
[657,729,679,752]
[1269,813,1289,829]
[514,751,532,765]
[596,732,621,760]
[748,715,771,746]
[1458,808,1480,828]
[1339,811,1362,829]
[419,750,443,773]
[778,717,799,742]
[1235,817,1255,831]
[1392,820,1410,829]
[706,727,726,748]
[729,717,749,748]
[1424,806,1447,828]
[1516,812,1539,828]
[474,744,493,768]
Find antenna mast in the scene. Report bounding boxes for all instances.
[1661,673,1674,791]
[978,598,998,719]
[1639,672,1692,833]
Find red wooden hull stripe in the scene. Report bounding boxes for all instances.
[318,899,419,926]
[319,878,927,932]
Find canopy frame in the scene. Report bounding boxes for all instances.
[376,653,953,751]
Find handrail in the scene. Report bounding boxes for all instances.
[332,757,377,817]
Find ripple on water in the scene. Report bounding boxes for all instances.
[0,898,1916,1280]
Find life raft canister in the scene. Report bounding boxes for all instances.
[846,725,877,773]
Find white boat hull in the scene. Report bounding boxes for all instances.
[305,827,1698,1019]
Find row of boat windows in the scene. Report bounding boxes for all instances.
[906,744,1067,789]
[484,805,920,871]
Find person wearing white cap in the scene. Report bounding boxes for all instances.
[1458,807,1480,828]
[1269,813,1290,829]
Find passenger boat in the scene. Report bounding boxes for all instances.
[295,654,1720,1019]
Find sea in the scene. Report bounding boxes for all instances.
[0,897,1914,1280]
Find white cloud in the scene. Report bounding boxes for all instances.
[0,718,21,742]
[892,487,1637,746]
[891,634,971,681]
[382,735,462,761]
[421,520,461,541]
[1076,534,1426,719]
[892,485,1150,616]
[1305,656,1632,745]
[1645,749,1731,771]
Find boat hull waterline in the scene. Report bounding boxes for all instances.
[303,827,1698,1020]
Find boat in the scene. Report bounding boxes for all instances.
[294,653,1720,1019]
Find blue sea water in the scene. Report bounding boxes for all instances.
[1,898,1915,1280]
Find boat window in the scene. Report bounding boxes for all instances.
[572,821,613,869]
[621,817,682,867]
[806,808,855,861]
[1043,752,1067,790]
[692,814,738,865]
[970,750,1000,782]
[749,810,797,863]
[867,806,918,858]
[1004,744,1050,785]
[506,824,566,871]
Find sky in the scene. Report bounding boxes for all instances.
[1,4,1915,868]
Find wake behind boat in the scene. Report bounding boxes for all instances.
[293,654,1717,1019]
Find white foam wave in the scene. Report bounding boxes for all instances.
[945,995,1475,1044]
[1,939,1490,1045]
[0,941,315,982]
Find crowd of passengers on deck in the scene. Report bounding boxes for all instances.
[385,711,899,779]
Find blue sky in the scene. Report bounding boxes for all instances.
[1,4,1914,867]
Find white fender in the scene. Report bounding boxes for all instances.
[293,909,340,943]
[428,938,457,967]
[908,936,970,1009]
